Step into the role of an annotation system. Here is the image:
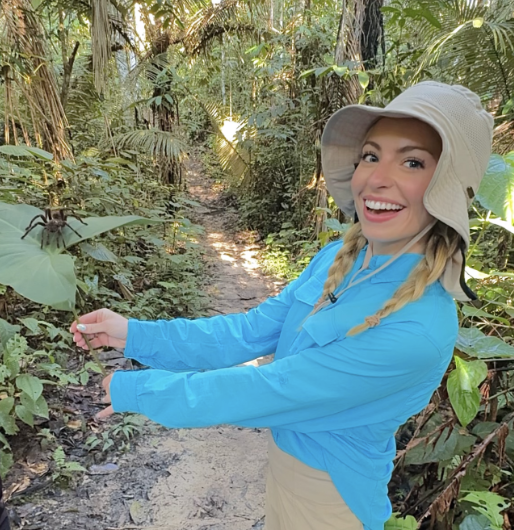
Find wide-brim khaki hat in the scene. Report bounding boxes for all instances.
[321,81,494,301]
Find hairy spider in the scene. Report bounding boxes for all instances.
[21,208,88,249]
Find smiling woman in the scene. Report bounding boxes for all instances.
[72,82,494,530]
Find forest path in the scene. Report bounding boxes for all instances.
[12,156,284,530]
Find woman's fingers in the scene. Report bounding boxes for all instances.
[72,332,107,350]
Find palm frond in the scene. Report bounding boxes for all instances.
[195,99,250,182]
[407,0,514,101]
[112,129,188,160]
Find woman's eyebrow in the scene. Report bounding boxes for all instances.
[362,140,381,150]
[363,140,435,156]
[397,145,434,155]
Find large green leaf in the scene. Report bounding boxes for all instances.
[0,202,161,309]
[456,327,514,359]
[0,397,17,435]
[447,357,487,427]
[476,153,514,224]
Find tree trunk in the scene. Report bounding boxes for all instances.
[1,0,73,161]
[316,0,383,227]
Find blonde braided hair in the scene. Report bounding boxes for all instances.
[313,221,461,336]
[313,223,367,312]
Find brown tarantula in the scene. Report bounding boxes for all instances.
[21,208,88,249]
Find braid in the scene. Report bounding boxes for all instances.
[313,223,367,312]
[347,222,461,336]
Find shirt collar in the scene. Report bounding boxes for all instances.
[350,245,424,284]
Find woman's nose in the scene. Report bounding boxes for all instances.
[367,162,393,188]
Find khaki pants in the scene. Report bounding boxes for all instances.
[265,434,363,530]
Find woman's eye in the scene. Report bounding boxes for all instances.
[361,152,378,163]
[404,159,425,169]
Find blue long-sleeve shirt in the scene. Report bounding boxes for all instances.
[110,240,458,529]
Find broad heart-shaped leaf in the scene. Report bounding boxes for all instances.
[15,404,34,427]
[457,327,514,359]
[16,374,43,401]
[476,153,514,224]
[20,393,49,419]
[0,202,161,310]
[447,358,487,427]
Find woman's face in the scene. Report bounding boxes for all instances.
[351,117,442,255]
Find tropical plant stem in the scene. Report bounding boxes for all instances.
[72,309,106,376]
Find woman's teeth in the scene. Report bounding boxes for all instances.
[364,200,404,211]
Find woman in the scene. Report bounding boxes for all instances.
[71,81,493,530]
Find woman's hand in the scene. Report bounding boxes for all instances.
[70,308,128,350]
[96,373,114,420]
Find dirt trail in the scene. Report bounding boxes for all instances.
[9,157,284,530]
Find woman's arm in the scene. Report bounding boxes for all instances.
[110,321,451,429]
[123,241,343,372]
[124,282,296,371]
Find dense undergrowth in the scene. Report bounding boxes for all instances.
[0,146,208,477]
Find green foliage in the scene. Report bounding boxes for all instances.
[52,446,86,482]
[385,513,417,530]
[477,153,514,225]
[85,414,146,454]
[261,224,319,280]
[0,201,162,310]
[460,491,510,530]
[447,357,488,427]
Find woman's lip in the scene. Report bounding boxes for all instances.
[362,205,404,223]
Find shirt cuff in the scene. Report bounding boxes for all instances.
[110,370,141,413]
[124,319,142,360]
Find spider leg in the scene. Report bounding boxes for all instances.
[41,229,47,249]
[67,213,88,226]
[64,222,83,239]
[24,214,46,231]
[21,222,45,240]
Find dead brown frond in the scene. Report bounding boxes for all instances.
[1,0,73,161]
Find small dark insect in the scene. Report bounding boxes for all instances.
[21,208,88,249]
